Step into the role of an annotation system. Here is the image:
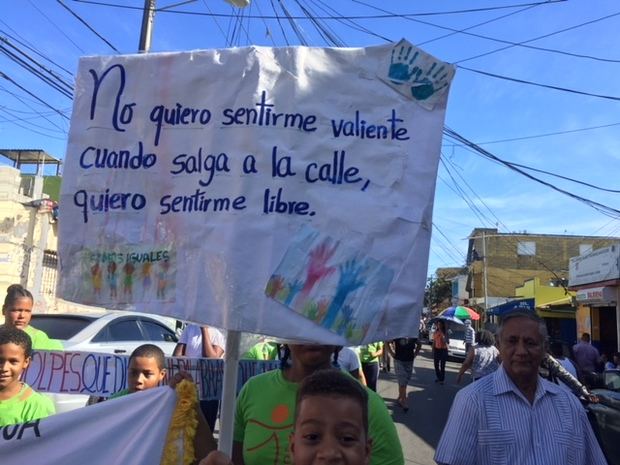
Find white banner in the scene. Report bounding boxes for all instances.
[21,350,279,400]
[58,40,454,343]
[0,386,176,464]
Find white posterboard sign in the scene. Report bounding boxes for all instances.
[59,40,455,344]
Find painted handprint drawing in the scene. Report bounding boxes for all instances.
[266,227,393,343]
[383,39,455,107]
[388,45,420,84]
[321,260,366,329]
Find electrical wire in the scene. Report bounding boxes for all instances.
[443,127,620,219]
[28,0,86,53]
[454,10,620,64]
[417,2,543,47]
[0,72,70,121]
[444,122,620,147]
[71,0,567,19]
[0,23,74,77]
[56,0,120,53]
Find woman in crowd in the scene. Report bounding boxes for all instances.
[360,342,383,392]
[232,344,403,465]
[456,330,499,383]
[432,320,449,384]
[2,284,63,350]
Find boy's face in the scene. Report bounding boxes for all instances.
[127,356,165,393]
[0,342,30,395]
[290,394,371,465]
[3,297,33,329]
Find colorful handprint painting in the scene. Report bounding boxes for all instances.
[266,227,394,343]
[379,38,455,110]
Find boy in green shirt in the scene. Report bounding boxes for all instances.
[0,326,55,426]
[200,369,373,465]
[108,344,217,462]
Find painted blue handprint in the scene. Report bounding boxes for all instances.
[408,62,450,101]
[284,279,303,306]
[384,39,455,104]
[321,260,366,329]
[388,45,420,84]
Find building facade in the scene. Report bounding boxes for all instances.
[569,245,620,355]
[466,228,619,313]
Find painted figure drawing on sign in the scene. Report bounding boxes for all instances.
[380,39,455,109]
[266,228,394,342]
[79,249,176,304]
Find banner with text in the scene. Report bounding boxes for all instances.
[0,386,176,465]
[22,350,280,400]
[59,39,455,343]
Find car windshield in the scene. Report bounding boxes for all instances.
[31,315,96,340]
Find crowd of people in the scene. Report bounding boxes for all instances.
[0,282,614,464]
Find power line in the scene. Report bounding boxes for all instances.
[444,122,620,147]
[71,0,567,19]
[455,10,620,64]
[443,127,620,219]
[0,42,73,99]
[0,71,70,121]
[56,0,120,53]
[0,23,74,77]
[417,2,543,47]
[353,0,619,64]
[27,0,86,53]
[457,65,620,102]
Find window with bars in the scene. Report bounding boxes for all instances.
[42,250,58,296]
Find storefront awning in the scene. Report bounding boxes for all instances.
[486,298,535,316]
[537,296,573,309]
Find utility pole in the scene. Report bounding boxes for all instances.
[138,0,156,53]
[482,231,489,318]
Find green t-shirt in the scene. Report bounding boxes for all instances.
[234,369,403,465]
[242,342,279,360]
[0,383,55,426]
[110,388,130,399]
[360,342,384,364]
[24,325,64,351]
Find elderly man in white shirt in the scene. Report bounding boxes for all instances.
[435,311,606,465]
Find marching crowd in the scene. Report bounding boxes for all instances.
[0,283,613,464]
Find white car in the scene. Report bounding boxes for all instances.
[30,310,182,413]
[429,319,467,359]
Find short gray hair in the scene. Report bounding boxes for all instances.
[497,311,547,342]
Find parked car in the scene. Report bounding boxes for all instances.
[30,311,181,413]
[588,369,620,465]
[446,324,467,359]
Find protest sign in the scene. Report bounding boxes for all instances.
[58,39,455,343]
[0,386,176,465]
[21,350,280,400]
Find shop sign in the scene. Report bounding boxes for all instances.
[569,245,620,287]
[575,286,617,304]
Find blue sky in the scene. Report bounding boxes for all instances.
[2,0,620,277]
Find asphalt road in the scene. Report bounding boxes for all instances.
[376,345,465,465]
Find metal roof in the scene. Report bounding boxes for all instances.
[0,149,62,165]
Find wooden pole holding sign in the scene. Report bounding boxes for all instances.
[218,330,241,455]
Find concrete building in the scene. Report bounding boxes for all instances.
[465,227,620,316]
[569,244,620,354]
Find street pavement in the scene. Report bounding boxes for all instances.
[376,345,465,465]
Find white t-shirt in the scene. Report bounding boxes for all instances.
[178,324,226,358]
[338,346,361,373]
